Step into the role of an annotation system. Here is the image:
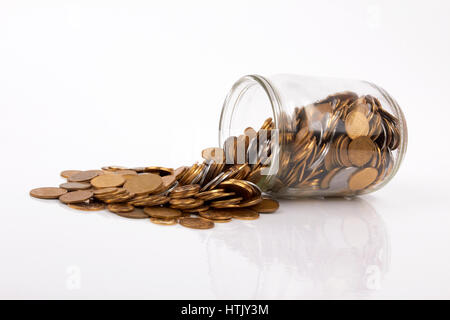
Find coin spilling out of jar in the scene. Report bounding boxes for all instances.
[30,74,407,227]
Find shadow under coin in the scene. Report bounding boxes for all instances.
[198,197,390,299]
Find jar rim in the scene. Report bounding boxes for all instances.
[219,74,283,145]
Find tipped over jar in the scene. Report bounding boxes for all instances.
[218,74,407,198]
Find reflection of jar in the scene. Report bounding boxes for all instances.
[219,74,407,198]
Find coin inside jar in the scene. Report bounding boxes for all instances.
[345,111,370,139]
[348,136,376,167]
[348,167,379,191]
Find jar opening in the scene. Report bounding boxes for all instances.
[219,75,282,146]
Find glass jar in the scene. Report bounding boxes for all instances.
[218,74,407,198]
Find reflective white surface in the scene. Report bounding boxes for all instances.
[1,0,450,299]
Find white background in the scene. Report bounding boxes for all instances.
[1,0,449,299]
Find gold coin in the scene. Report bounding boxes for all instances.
[112,169,138,176]
[107,203,135,213]
[144,207,182,219]
[210,197,243,208]
[59,182,92,191]
[250,198,279,213]
[339,136,353,167]
[144,166,174,176]
[230,208,260,220]
[102,166,128,172]
[348,136,376,167]
[112,208,149,219]
[170,198,204,210]
[200,217,232,223]
[348,167,379,191]
[91,174,126,188]
[183,205,210,213]
[123,173,163,195]
[218,179,254,199]
[179,217,214,230]
[161,175,176,188]
[174,166,188,179]
[238,196,263,208]
[68,170,101,182]
[60,170,81,179]
[199,209,233,220]
[30,187,68,199]
[345,111,369,139]
[92,187,118,195]
[170,184,201,199]
[150,217,178,226]
[59,190,93,204]
[68,202,105,211]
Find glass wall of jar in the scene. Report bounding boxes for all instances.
[218,74,407,198]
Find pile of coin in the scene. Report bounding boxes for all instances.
[30,159,280,230]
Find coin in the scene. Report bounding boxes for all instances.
[59,182,92,191]
[91,174,126,188]
[144,166,174,176]
[199,209,233,220]
[345,111,369,139]
[320,167,340,189]
[348,167,379,191]
[250,198,279,213]
[230,208,260,220]
[68,202,105,211]
[174,166,188,179]
[150,217,178,226]
[179,217,214,230]
[183,205,210,213]
[68,170,101,182]
[218,179,254,199]
[30,187,68,199]
[238,196,262,208]
[144,207,182,219]
[59,190,93,204]
[107,203,135,213]
[348,136,376,167]
[124,173,163,195]
[161,175,176,188]
[60,170,81,179]
[170,184,200,199]
[93,187,118,195]
[112,208,149,219]
[200,217,232,223]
